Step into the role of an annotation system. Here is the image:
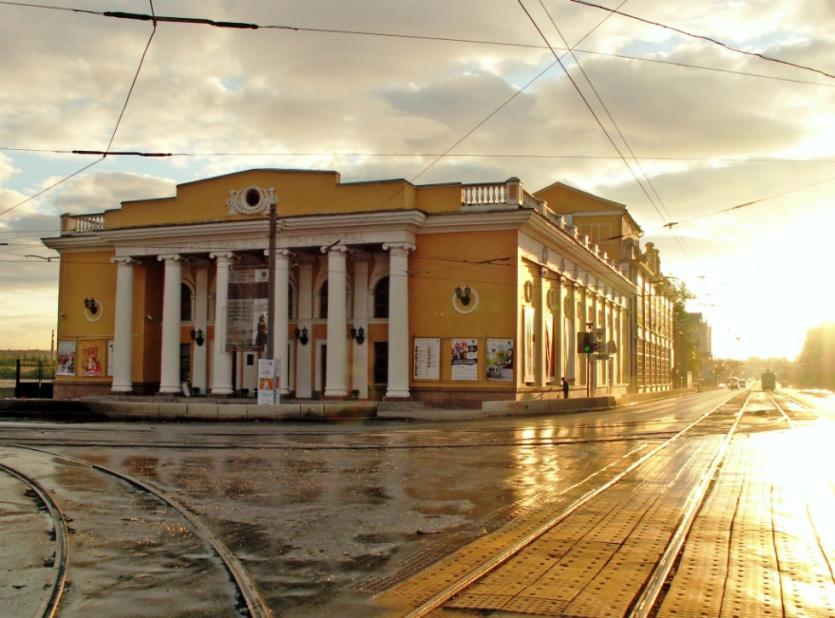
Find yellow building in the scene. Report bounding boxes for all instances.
[535,182,675,393]
[44,169,636,405]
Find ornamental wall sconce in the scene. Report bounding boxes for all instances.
[190,328,205,346]
[455,286,472,306]
[295,326,309,345]
[350,326,365,345]
[83,297,99,315]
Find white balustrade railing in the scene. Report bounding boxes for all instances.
[461,183,507,206]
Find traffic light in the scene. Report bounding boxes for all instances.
[578,332,595,354]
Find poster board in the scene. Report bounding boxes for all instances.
[227,265,269,352]
[78,340,104,377]
[451,338,478,381]
[524,307,535,383]
[413,337,440,380]
[257,358,279,405]
[56,340,76,376]
[107,340,114,376]
[486,339,513,381]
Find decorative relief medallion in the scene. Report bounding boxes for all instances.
[523,280,534,303]
[226,186,277,216]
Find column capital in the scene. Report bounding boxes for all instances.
[111,256,138,265]
[321,244,349,255]
[209,251,236,264]
[264,248,293,259]
[382,242,415,255]
[158,253,184,262]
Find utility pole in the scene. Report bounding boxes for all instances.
[266,202,277,360]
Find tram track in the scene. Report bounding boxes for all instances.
[10,445,272,618]
[379,390,749,617]
[0,461,68,618]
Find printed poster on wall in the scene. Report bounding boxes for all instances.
[524,307,535,383]
[78,340,104,377]
[227,265,269,352]
[413,337,440,380]
[56,340,76,376]
[486,339,513,381]
[451,338,478,381]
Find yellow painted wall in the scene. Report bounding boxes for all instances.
[104,170,466,230]
[410,230,517,388]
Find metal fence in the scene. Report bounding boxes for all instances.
[13,358,55,398]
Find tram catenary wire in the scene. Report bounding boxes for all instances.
[0,460,69,618]
[12,445,272,618]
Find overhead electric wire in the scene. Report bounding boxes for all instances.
[665,174,835,228]
[567,0,835,80]
[0,1,157,220]
[1,145,833,164]
[5,1,831,89]
[533,0,693,260]
[515,0,694,264]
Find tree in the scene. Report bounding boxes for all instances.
[796,322,835,389]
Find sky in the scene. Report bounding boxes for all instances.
[0,0,833,359]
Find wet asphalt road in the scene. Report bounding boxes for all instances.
[0,391,737,617]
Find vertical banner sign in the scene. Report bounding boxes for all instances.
[79,340,103,377]
[413,337,440,380]
[486,339,513,381]
[107,340,115,376]
[227,265,269,352]
[524,307,535,383]
[451,338,478,381]
[257,358,276,405]
[56,340,76,376]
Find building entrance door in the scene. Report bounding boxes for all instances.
[373,341,388,387]
[179,343,191,388]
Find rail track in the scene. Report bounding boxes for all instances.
[0,461,69,618]
[378,390,754,617]
[8,445,272,618]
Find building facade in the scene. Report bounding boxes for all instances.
[534,182,676,393]
[44,169,635,405]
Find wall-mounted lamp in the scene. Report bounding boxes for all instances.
[83,297,99,315]
[455,286,472,306]
[350,326,365,345]
[295,326,309,346]
[190,328,205,346]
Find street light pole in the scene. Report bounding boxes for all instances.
[266,202,277,360]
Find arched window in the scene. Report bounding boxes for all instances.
[373,276,389,318]
[319,280,328,319]
[181,283,193,322]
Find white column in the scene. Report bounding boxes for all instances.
[536,269,547,387]
[274,250,291,396]
[351,252,370,399]
[295,255,314,399]
[210,252,234,395]
[383,243,414,399]
[193,265,208,395]
[111,256,136,393]
[158,254,183,394]
[323,245,348,398]
[566,282,576,381]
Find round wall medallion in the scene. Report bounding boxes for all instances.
[546,288,557,310]
[452,287,479,314]
[83,300,103,322]
[523,280,533,303]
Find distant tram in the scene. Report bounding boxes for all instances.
[761,370,776,391]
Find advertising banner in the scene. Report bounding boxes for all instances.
[56,340,76,376]
[107,339,114,376]
[79,340,104,377]
[413,337,440,380]
[257,358,279,405]
[486,338,513,381]
[451,338,478,381]
[227,265,269,352]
